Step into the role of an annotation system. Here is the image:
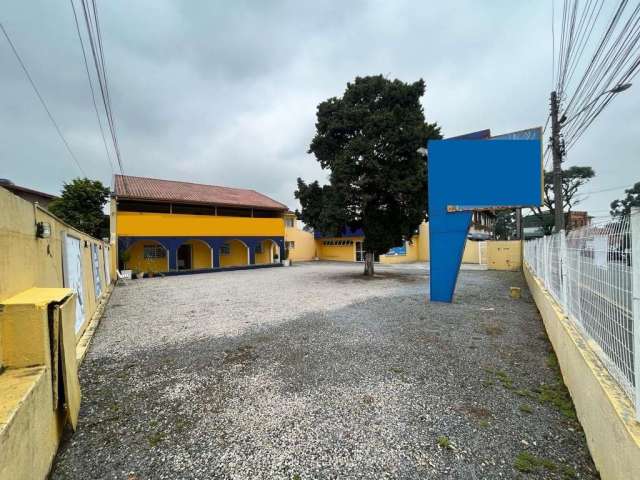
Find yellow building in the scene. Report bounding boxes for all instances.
[113,175,287,273]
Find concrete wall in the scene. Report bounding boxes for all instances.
[487,240,521,271]
[0,187,115,479]
[124,240,169,272]
[524,264,640,480]
[0,187,113,342]
[284,225,316,262]
[316,238,361,262]
[219,239,249,267]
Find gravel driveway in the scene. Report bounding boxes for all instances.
[51,262,598,479]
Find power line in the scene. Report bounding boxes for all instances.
[1,22,86,176]
[78,0,125,176]
[69,0,115,174]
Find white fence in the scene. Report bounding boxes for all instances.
[524,214,638,418]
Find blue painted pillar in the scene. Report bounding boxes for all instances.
[205,238,221,268]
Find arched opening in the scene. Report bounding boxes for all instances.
[219,239,250,268]
[123,240,168,273]
[177,239,213,270]
[255,239,280,265]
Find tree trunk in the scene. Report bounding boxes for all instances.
[364,251,375,276]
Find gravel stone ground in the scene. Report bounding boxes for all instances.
[50,262,599,480]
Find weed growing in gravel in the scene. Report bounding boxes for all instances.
[290,474,302,480]
[478,419,490,428]
[515,388,535,398]
[147,432,164,447]
[536,383,576,419]
[482,322,504,336]
[514,451,557,473]
[495,370,514,390]
[561,465,578,479]
[437,436,452,449]
[519,404,533,414]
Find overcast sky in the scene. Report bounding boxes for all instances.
[1,1,637,218]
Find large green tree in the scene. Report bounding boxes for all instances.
[610,182,640,217]
[296,75,441,275]
[49,178,110,238]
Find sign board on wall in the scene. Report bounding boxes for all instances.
[91,243,102,299]
[62,234,86,332]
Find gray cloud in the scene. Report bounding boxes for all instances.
[1,0,637,217]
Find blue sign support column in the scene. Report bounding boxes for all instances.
[427,135,542,302]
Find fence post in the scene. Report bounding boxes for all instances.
[631,208,640,420]
[560,230,568,312]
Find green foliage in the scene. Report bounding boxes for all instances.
[519,404,533,414]
[296,75,442,263]
[493,209,516,239]
[436,435,452,449]
[49,178,110,238]
[532,166,595,233]
[514,451,557,473]
[542,166,595,212]
[610,181,640,217]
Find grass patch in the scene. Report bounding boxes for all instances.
[514,451,557,473]
[519,404,533,414]
[147,432,164,447]
[536,383,576,419]
[561,465,577,479]
[291,474,302,480]
[495,370,514,390]
[478,419,490,428]
[437,436,452,449]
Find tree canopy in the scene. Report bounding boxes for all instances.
[49,178,110,238]
[296,75,441,274]
[531,165,595,232]
[610,182,640,217]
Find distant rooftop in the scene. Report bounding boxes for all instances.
[0,179,57,202]
[114,174,287,211]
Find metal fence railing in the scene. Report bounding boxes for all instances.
[524,214,638,418]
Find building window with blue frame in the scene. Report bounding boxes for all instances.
[255,242,263,254]
[220,243,231,256]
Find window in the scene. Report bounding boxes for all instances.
[285,217,295,228]
[255,242,263,254]
[118,201,170,213]
[286,241,295,250]
[217,207,252,217]
[171,203,215,215]
[143,244,165,259]
[253,209,281,218]
[220,243,231,255]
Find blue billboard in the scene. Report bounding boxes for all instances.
[427,128,542,302]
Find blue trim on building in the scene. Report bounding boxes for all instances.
[314,227,364,239]
[118,235,285,272]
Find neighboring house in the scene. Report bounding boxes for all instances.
[566,210,591,230]
[523,210,591,236]
[112,175,288,273]
[0,178,57,208]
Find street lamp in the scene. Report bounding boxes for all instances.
[561,83,632,126]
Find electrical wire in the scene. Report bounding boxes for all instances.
[1,22,86,176]
[79,0,125,176]
[69,0,115,174]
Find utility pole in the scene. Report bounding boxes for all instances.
[550,91,564,232]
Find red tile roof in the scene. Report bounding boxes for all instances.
[114,175,287,211]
